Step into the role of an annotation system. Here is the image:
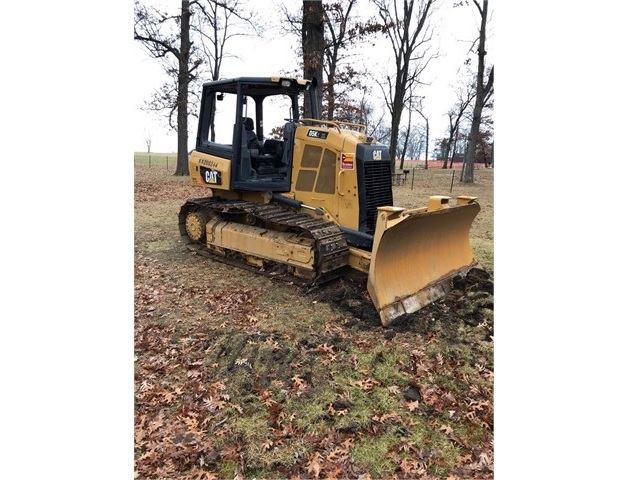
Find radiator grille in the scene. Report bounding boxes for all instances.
[363,161,393,234]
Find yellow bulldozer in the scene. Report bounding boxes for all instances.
[179,76,481,326]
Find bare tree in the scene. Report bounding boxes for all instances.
[371,0,436,172]
[134,0,257,175]
[144,130,152,153]
[302,0,325,118]
[460,0,493,182]
[397,106,413,170]
[193,0,258,82]
[192,1,259,141]
[134,0,200,175]
[453,125,470,167]
[282,1,384,121]
[477,101,494,166]
[320,1,385,121]
[323,0,356,120]
[449,127,459,168]
[443,79,475,168]
[408,95,430,169]
[406,125,425,163]
[358,93,390,144]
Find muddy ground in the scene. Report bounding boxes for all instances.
[306,266,493,339]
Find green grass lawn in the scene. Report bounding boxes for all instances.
[134,152,178,168]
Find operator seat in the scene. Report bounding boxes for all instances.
[243,117,260,151]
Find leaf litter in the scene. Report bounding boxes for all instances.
[134,165,494,479]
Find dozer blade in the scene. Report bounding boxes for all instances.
[367,196,481,326]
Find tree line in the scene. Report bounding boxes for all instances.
[134,0,493,182]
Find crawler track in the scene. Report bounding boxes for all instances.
[179,197,349,285]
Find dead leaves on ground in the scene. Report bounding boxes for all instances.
[135,280,493,477]
[135,310,494,479]
[134,169,494,479]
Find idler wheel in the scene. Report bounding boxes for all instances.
[185,211,210,242]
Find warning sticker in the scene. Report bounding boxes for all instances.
[341,153,354,170]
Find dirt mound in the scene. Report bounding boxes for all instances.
[306,267,494,341]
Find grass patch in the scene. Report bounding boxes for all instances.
[145,239,176,253]
[351,432,399,477]
[134,152,178,168]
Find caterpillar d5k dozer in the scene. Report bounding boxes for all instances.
[179,76,481,326]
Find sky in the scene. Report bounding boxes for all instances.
[134,0,489,154]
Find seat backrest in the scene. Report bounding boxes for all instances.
[243,117,259,151]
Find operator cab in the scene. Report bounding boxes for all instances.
[194,77,311,192]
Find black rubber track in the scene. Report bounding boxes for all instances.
[178,197,350,285]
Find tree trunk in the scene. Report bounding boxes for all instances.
[461,95,483,182]
[424,118,429,169]
[174,0,191,176]
[399,107,413,170]
[302,0,324,119]
[377,0,434,173]
[461,0,490,183]
[443,121,457,169]
[442,138,449,169]
[449,128,458,168]
[389,107,402,172]
[325,75,336,121]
